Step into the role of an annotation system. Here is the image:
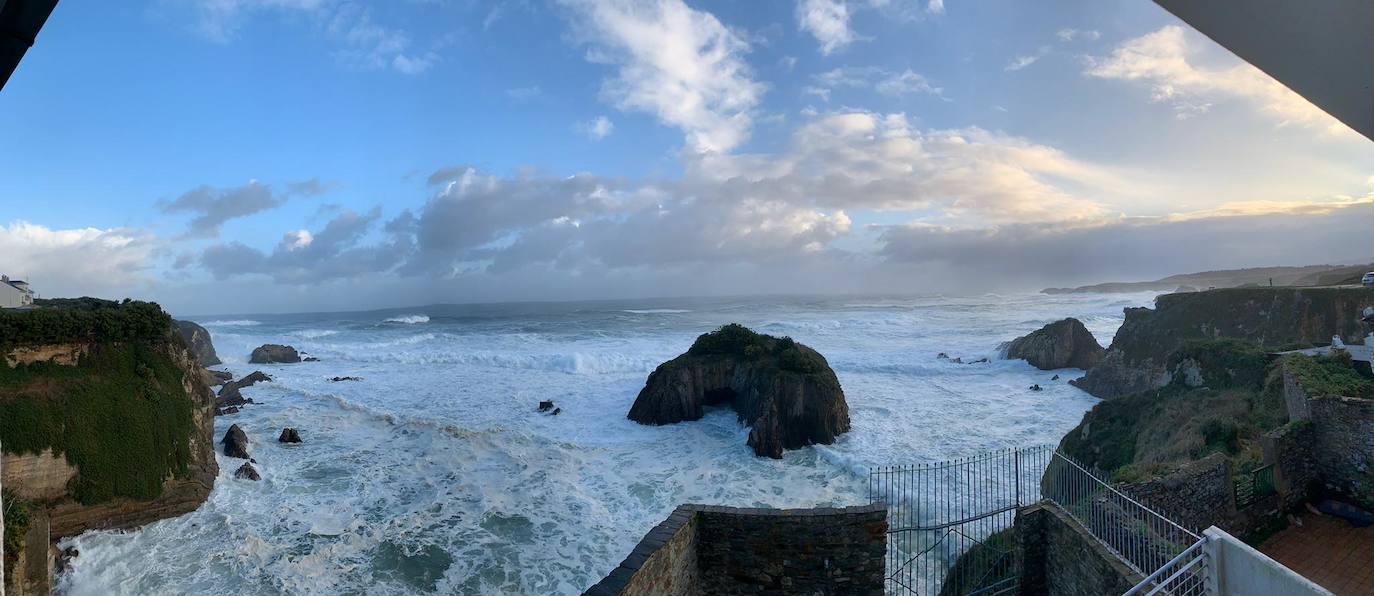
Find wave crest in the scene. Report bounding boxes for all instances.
[384,315,429,324]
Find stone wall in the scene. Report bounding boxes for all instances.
[1262,421,1317,511]
[1125,453,1232,531]
[1306,395,1374,509]
[1017,503,1141,596]
[584,503,887,596]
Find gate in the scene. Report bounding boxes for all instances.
[868,446,1052,595]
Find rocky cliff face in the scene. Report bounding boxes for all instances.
[1003,318,1104,371]
[1072,288,1374,399]
[0,301,218,574]
[628,324,850,458]
[175,320,221,366]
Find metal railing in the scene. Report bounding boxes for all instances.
[1042,452,1211,595]
[872,447,1217,595]
[869,446,1053,595]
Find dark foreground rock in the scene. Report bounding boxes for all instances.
[222,424,250,459]
[250,344,301,364]
[234,462,260,481]
[278,428,302,443]
[1003,318,1104,371]
[206,369,234,385]
[537,400,555,412]
[628,324,850,458]
[176,320,222,366]
[214,371,273,414]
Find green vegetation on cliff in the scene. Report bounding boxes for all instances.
[2,489,29,570]
[1284,352,1374,399]
[1060,340,1286,478]
[688,323,831,377]
[0,298,171,346]
[0,300,195,504]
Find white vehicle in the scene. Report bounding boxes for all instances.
[1364,272,1374,286]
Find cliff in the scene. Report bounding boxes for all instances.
[0,299,218,590]
[628,324,850,458]
[175,320,221,366]
[1072,288,1374,399]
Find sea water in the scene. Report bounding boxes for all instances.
[57,292,1155,595]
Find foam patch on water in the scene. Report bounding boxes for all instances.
[384,314,430,324]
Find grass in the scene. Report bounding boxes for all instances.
[1283,352,1374,398]
[3,489,30,571]
[0,335,195,504]
[1059,340,1287,479]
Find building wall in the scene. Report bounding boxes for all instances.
[1306,395,1374,509]
[583,503,887,596]
[0,285,27,309]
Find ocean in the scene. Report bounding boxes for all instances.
[56,292,1155,595]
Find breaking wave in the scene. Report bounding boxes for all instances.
[384,314,430,324]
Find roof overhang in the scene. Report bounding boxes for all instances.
[1155,0,1374,143]
[0,0,59,92]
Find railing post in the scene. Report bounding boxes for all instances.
[1014,448,1022,506]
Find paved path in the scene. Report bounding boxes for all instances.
[1273,344,1374,364]
[1261,511,1374,595]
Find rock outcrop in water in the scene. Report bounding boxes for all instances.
[250,344,301,364]
[278,428,302,443]
[215,371,273,414]
[628,324,850,458]
[222,424,250,459]
[176,320,221,366]
[1003,318,1104,371]
[1073,288,1374,399]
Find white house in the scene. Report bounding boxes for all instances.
[0,275,34,308]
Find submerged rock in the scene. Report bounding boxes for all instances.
[278,428,302,443]
[1003,318,1104,371]
[234,462,260,481]
[330,376,362,382]
[250,344,301,364]
[222,424,250,459]
[176,320,222,366]
[628,324,850,459]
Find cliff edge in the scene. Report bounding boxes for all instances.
[1072,288,1374,399]
[1,298,218,591]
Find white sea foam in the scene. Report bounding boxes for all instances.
[621,308,691,314]
[201,319,262,326]
[61,292,1155,595]
[384,314,430,324]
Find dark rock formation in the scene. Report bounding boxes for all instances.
[234,462,260,481]
[1003,318,1104,371]
[303,356,320,362]
[552,407,561,416]
[330,376,362,382]
[176,320,221,366]
[206,369,233,385]
[222,424,250,459]
[216,406,240,416]
[236,371,273,387]
[278,428,302,443]
[1073,288,1374,399]
[249,344,301,364]
[628,324,850,458]
[537,400,554,412]
[213,371,272,413]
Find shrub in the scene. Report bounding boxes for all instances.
[0,298,172,347]
[2,490,30,563]
[1285,353,1374,398]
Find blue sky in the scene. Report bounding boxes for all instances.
[1,0,1372,315]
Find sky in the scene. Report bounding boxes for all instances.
[1,0,1372,315]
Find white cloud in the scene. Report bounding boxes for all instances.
[926,0,944,15]
[1005,54,1040,72]
[796,0,856,55]
[560,0,765,153]
[0,222,155,298]
[579,115,616,140]
[1056,28,1100,42]
[1086,25,1351,134]
[813,66,943,99]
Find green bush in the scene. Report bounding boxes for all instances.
[686,324,832,378]
[1284,352,1374,398]
[0,298,172,347]
[1167,339,1269,390]
[2,490,29,563]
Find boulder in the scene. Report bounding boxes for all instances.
[329,376,362,382]
[214,384,254,411]
[206,369,234,386]
[234,462,260,481]
[222,424,250,459]
[278,428,302,443]
[175,320,222,366]
[628,324,850,459]
[249,344,301,364]
[537,400,555,412]
[1003,318,1105,371]
[216,406,240,416]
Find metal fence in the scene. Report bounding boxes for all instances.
[871,447,1214,595]
[1042,452,1210,595]
[868,446,1052,595]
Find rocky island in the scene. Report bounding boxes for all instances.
[628,324,850,458]
[1002,317,1104,370]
